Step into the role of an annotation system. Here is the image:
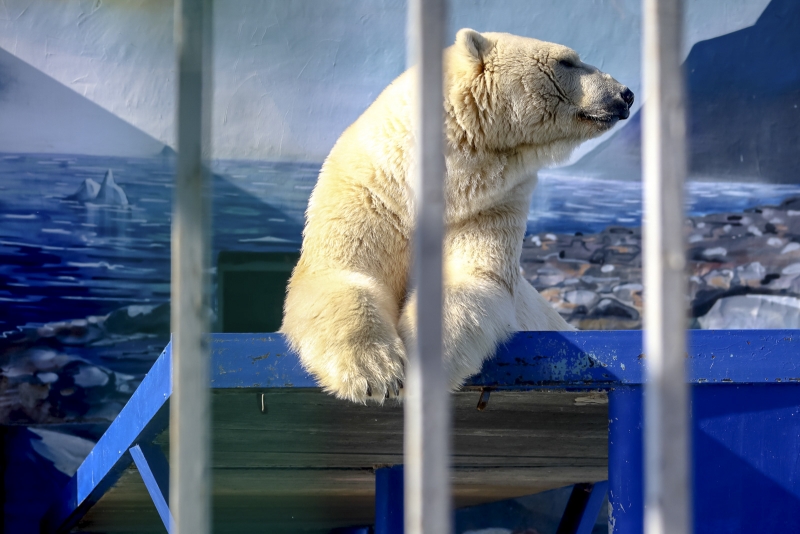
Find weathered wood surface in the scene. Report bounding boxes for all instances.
[74,389,608,533]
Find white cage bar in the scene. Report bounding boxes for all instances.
[404,1,451,534]
[170,0,213,533]
[642,0,692,533]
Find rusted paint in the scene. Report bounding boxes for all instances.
[476,389,491,411]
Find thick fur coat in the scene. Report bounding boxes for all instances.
[282,29,633,403]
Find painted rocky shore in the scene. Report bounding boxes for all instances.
[1,304,170,426]
[524,197,800,330]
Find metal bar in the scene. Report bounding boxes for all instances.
[556,480,608,534]
[375,465,405,534]
[556,484,593,534]
[170,0,212,532]
[404,1,450,534]
[130,443,173,533]
[555,481,609,534]
[642,0,691,533]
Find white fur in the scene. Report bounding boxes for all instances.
[282,29,631,403]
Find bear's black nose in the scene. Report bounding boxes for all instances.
[621,87,634,107]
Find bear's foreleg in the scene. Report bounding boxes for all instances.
[398,271,519,390]
[282,268,407,403]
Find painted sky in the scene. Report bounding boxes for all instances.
[0,0,770,160]
[565,0,800,182]
[0,47,164,156]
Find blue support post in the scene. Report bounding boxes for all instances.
[374,465,404,534]
[130,442,173,533]
[556,481,609,534]
[607,386,644,533]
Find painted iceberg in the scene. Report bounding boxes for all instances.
[66,169,128,205]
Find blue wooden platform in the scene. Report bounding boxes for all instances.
[41,331,800,533]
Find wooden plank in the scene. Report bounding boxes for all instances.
[198,390,606,469]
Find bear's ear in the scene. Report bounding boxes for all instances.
[456,28,493,62]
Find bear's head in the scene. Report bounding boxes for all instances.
[446,29,634,163]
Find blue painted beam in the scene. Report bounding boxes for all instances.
[475,330,800,386]
[130,443,173,533]
[211,331,800,389]
[580,481,609,534]
[211,334,316,388]
[553,480,608,534]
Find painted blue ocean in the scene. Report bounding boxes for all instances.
[2,152,800,342]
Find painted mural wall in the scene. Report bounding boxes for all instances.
[0,2,798,518]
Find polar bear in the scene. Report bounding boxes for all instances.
[282,29,633,403]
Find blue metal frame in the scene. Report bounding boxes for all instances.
[41,343,172,533]
[374,465,405,534]
[210,330,800,390]
[556,481,609,534]
[130,442,172,533]
[608,386,643,534]
[608,384,800,533]
[41,330,800,533]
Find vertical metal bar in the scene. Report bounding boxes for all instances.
[642,0,691,533]
[404,1,450,534]
[170,0,212,532]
